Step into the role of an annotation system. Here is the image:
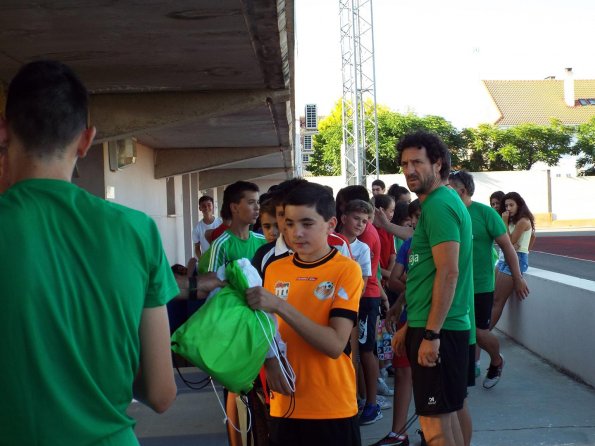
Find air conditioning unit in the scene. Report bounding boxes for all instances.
[108,138,137,171]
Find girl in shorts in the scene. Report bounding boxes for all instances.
[491,192,535,328]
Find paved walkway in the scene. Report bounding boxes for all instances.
[129,331,595,446]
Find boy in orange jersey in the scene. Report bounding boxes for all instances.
[246,182,364,446]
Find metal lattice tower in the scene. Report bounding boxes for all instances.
[339,0,379,186]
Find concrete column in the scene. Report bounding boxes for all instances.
[190,173,199,228]
[182,174,192,262]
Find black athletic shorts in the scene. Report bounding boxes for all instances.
[474,292,494,330]
[268,415,361,446]
[406,327,469,416]
[358,297,380,352]
[467,343,476,388]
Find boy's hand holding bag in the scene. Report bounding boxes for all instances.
[171,259,276,394]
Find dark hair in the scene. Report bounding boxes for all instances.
[337,185,369,204]
[221,181,259,220]
[344,199,373,216]
[503,192,535,230]
[396,130,451,181]
[335,185,369,230]
[198,195,214,206]
[408,199,421,217]
[374,194,394,211]
[392,201,410,226]
[371,179,385,189]
[322,185,334,196]
[259,197,276,217]
[284,182,335,221]
[387,184,410,202]
[489,190,505,214]
[448,170,475,196]
[6,60,88,157]
[269,178,309,208]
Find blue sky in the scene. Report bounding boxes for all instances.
[295,0,595,129]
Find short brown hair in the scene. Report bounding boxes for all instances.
[343,199,373,217]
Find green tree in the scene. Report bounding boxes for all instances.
[571,116,595,175]
[498,120,573,170]
[308,100,343,176]
[308,100,462,175]
[459,124,513,171]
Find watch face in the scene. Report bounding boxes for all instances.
[424,330,439,340]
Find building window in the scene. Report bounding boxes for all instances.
[302,154,310,163]
[303,135,312,151]
[305,104,317,129]
[578,98,595,106]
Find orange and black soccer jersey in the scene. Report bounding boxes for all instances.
[263,248,364,419]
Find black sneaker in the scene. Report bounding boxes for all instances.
[369,433,409,446]
[483,354,505,389]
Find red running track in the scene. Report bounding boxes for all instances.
[533,236,595,261]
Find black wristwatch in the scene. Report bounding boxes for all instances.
[423,329,440,340]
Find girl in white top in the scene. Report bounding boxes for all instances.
[491,192,536,328]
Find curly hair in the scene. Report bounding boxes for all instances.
[396,130,451,181]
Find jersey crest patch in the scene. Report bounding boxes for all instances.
[314,281,335,300]
[274,281,290,300]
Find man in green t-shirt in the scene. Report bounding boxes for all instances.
[391,131,473,446]
[448,171,529,390]
[0,61,178,445]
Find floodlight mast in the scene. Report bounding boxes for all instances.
[339,0,379,187]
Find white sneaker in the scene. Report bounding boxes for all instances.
[377,377,394,396]
[377,395,392,410]
[483,354,505,389]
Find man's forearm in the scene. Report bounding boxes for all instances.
[383,222,414,241]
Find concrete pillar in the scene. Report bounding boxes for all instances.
[182,174,192,262]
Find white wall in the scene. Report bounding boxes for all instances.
[305,171,595,222]
[498,268,595,388]
[103,143,186,265]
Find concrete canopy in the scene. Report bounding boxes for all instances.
[0,0,295,186]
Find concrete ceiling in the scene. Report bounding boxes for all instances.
[0,0,295,186]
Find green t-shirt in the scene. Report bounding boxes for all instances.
[467,201,507,293]
[406,186,473,331]
[199,229,267,273]
[0,179,179,445]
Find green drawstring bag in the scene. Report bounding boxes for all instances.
[171,259,275,394]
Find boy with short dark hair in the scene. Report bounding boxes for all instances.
[198,180,267,273]
[336,184,384,425]
[191,195,222,258]
[252,178,352,278]
[0,60,177,444]
[340,199,374,289]
[259,197,280,243]
[246,182,364,446]
[372,179,386,196]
